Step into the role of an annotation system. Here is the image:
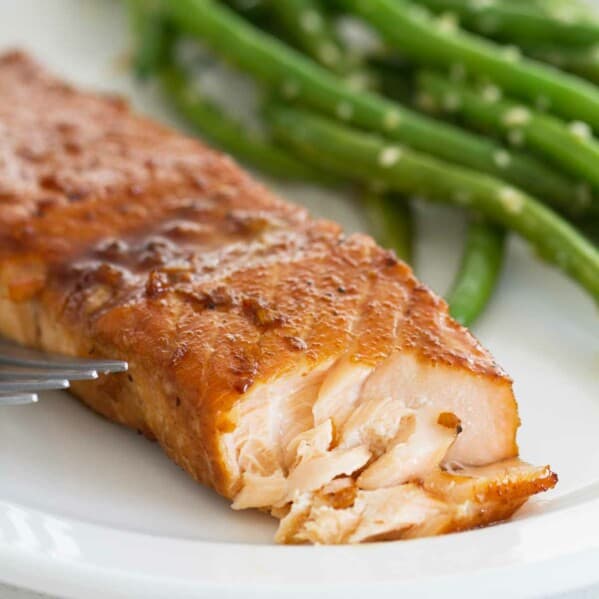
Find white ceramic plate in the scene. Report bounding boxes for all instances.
[0,1,598,597]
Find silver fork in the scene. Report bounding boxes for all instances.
[0,338,127,406]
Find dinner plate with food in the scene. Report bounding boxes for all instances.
[0,0,598,597]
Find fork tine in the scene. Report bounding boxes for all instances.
[0,340,127,373]
[0,367,98,381]
[0,393,38,406]
[0,379,70,393]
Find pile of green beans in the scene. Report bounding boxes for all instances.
[160,65,327,182]
[127,0,599,328]
[416,0,599,84]
[264,103,599,299]
[415,70,599,209]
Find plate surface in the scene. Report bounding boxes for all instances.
[0,1,598,597]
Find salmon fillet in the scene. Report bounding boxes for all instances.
[0,51,556,544]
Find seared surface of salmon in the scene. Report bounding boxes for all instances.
[0,52,556,543]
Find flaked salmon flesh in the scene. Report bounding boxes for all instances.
[0,52,556,544]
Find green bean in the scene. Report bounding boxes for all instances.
[127,0,316,179]
[337,0,599,131]
[224,0,270,23]
[265,103,599,300]
[127,0,171,79]
[579,218,599,247]
[160,64,327,182]
[416,70,599,212]
[266,0,354,74]
[524,45,599,86]
[415,0,599,47]
[362,190,413,263]
[447,218,506,326]
[367,54,416,103]
[166,0,579,208]
[520,0,599,22]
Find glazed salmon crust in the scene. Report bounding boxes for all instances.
[0,51,556,544]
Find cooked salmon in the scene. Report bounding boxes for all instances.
[0,51,556,544]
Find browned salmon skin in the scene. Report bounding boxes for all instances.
[0,52,556,544]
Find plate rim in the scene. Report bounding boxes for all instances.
[2,490,599,599]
